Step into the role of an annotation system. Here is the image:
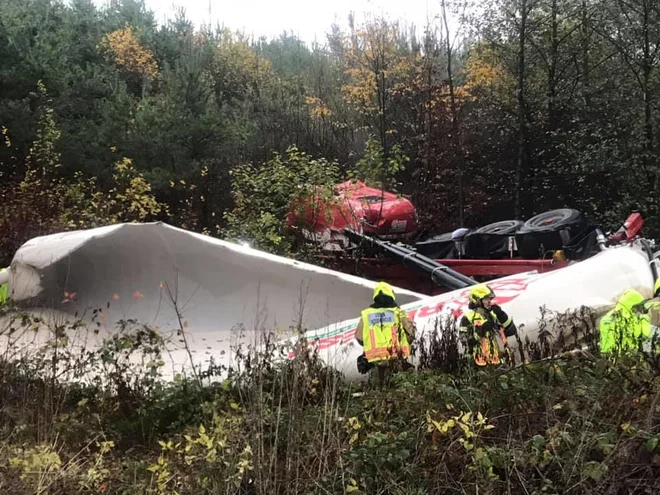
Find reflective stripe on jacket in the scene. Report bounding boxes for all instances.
[459,307,513,366]
[361,307,410,363]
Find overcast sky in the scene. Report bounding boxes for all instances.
[100,0,457,46]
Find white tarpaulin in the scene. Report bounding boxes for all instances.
[1,222,424,378]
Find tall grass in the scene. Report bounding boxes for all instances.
[0,301,659,494]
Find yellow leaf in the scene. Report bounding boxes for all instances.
[434,418,455,433]
[99,24,159,78]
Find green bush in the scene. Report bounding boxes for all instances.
[222,145,341,254]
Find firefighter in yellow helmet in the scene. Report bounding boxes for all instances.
[459,284,518,367]
[0,268,8,305]
[641,278,660,324]
[599,288,651,355]
[644,278,660,310]
[644,279,660,352]
[354,281,416,384]
[625,279,660,353]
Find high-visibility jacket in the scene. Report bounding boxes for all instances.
[361,307,411,363]
[459,306,514,366]
[0,268,7,305]
[643,298,660,352]
[599,289,650,354]
[644,297,660,327]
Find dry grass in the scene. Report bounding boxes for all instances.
[0,302,658,494]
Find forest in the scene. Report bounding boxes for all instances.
[2,0,660,262]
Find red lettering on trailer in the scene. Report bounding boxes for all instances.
[289,274,537,356]
[311,339,335,352]
[417,302,444,319]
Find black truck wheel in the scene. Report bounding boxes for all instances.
[515,208,588,259]
[522,208,583,231]
[414,231,457,259]
[475,219,524,235]
[464,220,523,258]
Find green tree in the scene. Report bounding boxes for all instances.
[223,146,341,254]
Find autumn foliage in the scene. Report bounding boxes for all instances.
[99,24,159,80]
[1,0,660,260]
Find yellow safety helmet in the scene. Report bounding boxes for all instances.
[655,278,660,297]
[373,281,396,301]
[469,283,495,304]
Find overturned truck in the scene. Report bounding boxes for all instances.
[0,217,657,381]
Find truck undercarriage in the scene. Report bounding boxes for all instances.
[311,210,651,295]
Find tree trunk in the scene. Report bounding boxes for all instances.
[547,0,559,131]
[515,0,529,219]
[581,0,591,109]
[442,0,463,225]
[378,47,389,189]
[641,1,655,191]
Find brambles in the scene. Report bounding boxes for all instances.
[0,304,658,494]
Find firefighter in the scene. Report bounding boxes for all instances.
[0,268,7,305]
[354,281,416,385]
[599,288,651,355]
[459,284,518,367]
[642,279,660,324]
[643,279,660,352]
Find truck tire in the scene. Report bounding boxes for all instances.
[515,208,588,259]
[415,231,457,259]
[474,220,524,235]
[522,208,584,231]
[464,220,523,259]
